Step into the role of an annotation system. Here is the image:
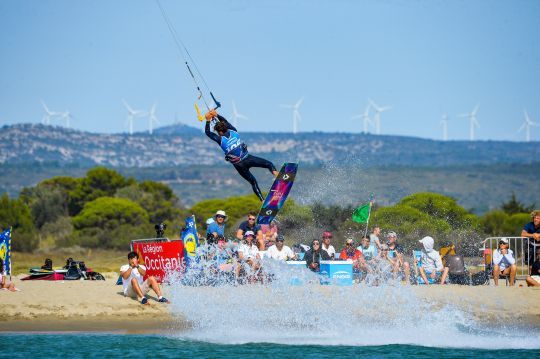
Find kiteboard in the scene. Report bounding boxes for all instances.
[256,162,298,225]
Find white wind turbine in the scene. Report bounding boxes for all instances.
[41,100,62,125]
[440,114,449,141]
[368,98,392,135]
[351,104,372,133]
[59,111,73,128]
[280,97,304,134]
[122,99,147,135]
[517,110,539,142]
[231,101,248,128]
[147,103,160,135]
[458,104,480,141]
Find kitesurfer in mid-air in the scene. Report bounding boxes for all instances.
[204,109,279,201]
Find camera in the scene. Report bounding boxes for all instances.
[155,222,167,238]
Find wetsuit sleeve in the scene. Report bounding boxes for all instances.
[205,121,220,144]
[217,115,237,132]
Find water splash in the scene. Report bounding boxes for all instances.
[166,256,540,349]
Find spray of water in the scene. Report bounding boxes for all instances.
[166,254,540,349]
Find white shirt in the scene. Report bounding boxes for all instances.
[120,264,146,295]
[322,244,336,259]
[238,242,259,260]
[493,249,515,271]
[266,244,295,261]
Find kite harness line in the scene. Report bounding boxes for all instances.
[155,0,221,122]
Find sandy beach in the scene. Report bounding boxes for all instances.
[1,274,539,332]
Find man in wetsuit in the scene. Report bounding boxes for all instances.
[205,109,278,201]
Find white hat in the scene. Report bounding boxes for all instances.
[214,210,228,222]
[500,238,509,244]
[244,230,255,237]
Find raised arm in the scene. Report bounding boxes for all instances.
[216,114,237,132]
[205,121,220,144]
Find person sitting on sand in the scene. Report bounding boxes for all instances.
[339,238,367,273]
[305,239,331,272]
[0,261,18,292]
[120,251,168,305]
[266,235,297,261]
[236,212,263,250]
[525,257,540,287]
[357,235,377,261]
[386,231,411,283]
[206,210,227,244]
[417,236,449,285]
[492,237,517,286]
[321,231,336,259]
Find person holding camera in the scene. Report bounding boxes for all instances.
[120,251,168,305]
[206,210,227,244]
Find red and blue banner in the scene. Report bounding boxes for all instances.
[132,240,184,283]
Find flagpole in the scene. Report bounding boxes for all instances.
[362,202,373,238]
[8,226,12,281]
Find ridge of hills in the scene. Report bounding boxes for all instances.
[0,123,538,167]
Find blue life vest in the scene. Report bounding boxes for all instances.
[220,131,248,163]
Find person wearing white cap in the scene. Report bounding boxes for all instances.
[237,230,261,280]
[206,210,227,243]
[492,238,517,286]
[417,236,449,285]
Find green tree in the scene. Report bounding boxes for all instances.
[500,192,534,215]
[481,210,509,236]
[399,192,480,231]
[72,197,150,249]
[68,167,133,216]
[0,193,38,252]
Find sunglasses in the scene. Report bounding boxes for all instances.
[216,215,225,219]
[313,242,320,246]
[248,218,256,221]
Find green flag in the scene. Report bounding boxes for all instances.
[352,203,371,223]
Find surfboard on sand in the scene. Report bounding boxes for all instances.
[256,162,298,225]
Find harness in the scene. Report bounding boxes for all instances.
[220,131,248,163]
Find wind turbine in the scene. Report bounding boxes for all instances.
[147,103,160,135]
[122,99,147,135]
[280,97,304,134]
[41,100,62,125]
[368,98,392,135]
[59,111,73,128]
[231,101,248,128]
[458,104,480,141]
[440,114,449,141]
[351,104,372,133]
[518,110,539,142]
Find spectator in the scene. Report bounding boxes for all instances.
[120,251,168,305]
[357,235,377,261]
[321,231,336,259]
[525,257,540,287]
[207,210,227,243]
[238,230,261,270]
[305,239,331,272]
[417,236,449,285]
[237,212,263,250]
[339,238,367,272]
[370,226,382,250]
[260,220,279,249]
[492,238,517,286]
[386,231,411,283]
[266,235,297,261]
[0,261,18,292]
[521,210,540,270]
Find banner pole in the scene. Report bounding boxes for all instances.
[363,202,373,239]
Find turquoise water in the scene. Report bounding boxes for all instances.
[0,334,538,359]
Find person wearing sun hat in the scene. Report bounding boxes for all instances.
[206,210,227,243]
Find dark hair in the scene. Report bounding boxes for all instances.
[0,261,3,272]
[214,121,228,134]
[248,212,256,217]
[127,251,138,260]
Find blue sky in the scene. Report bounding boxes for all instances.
[1,0,539,141]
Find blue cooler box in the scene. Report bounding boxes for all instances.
[319,260,353,285]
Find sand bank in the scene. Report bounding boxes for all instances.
[1,274,539,332]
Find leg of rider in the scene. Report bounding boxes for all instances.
[233,163,264,201]
[243,155,278,177]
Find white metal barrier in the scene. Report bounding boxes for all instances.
[481,237,537,279]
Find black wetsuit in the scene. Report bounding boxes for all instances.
[205,115,277,201]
